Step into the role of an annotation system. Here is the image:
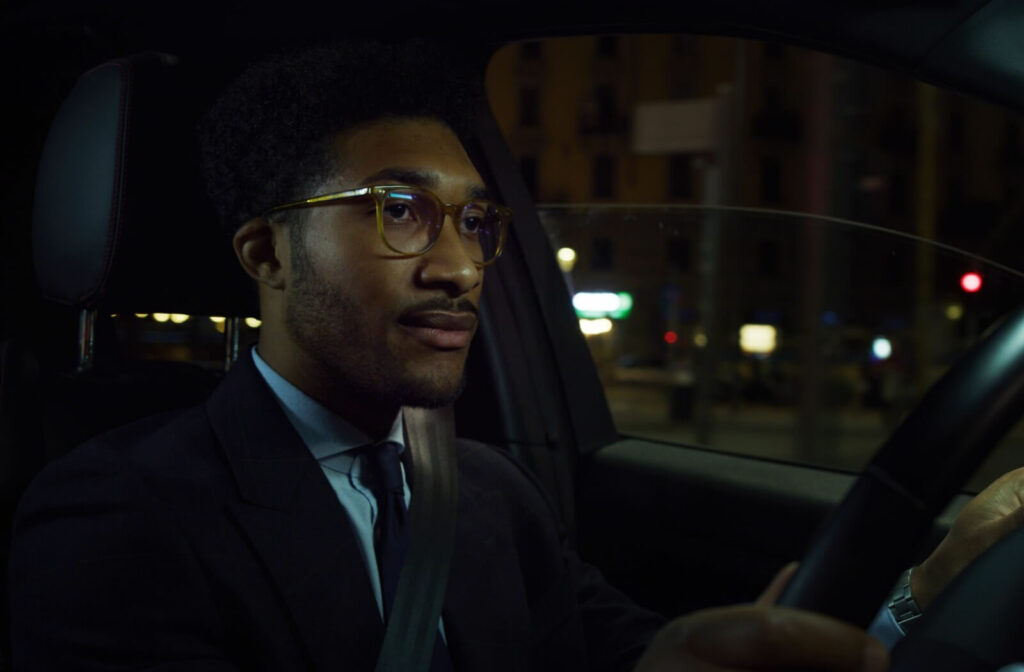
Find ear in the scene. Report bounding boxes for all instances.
[233,216,288,290]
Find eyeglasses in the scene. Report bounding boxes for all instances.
[263,184,512,266]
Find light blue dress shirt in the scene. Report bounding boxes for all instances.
[251,348,410,621]
[868,598,906,649]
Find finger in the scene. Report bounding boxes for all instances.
[755,561,798,606]
[671,606,889,671]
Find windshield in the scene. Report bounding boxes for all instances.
[486,35,1024,491]
[538,203,1024,491]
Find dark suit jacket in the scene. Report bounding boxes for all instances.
[10,353,664,671]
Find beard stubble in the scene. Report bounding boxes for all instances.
[284,232,468,410]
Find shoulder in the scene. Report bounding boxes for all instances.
[14,403,224,528]
[9,408,233,668]
[454,438,566,530]
[455,438,542,495]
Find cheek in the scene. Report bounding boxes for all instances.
[304,231,416,314]
[303,224,372,279]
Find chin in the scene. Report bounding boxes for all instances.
[388,369,468,409]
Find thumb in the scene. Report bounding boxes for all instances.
[756,561,799,606]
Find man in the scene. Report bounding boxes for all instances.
[10,40,1024,671]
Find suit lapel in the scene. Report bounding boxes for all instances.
[206,352,384,671]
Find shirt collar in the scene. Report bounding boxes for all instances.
[250,347,405,461]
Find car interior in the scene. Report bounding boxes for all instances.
[3,0,1024,669]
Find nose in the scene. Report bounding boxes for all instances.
[415,214,482,296]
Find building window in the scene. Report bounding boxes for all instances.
[948,112,964,153]
[1005,120,1022,161]
[519,41,542,60]
[763,42,786,60]
[758,239,779,276]
[667,238,691,272]
[595,84,618,130]
[889,173,908,217]
[880,108,916,154]
[669,71,694,98]
[519,87,539,127]
[671,35,698,58]
[669,154,694,200]
[580,85,624,135]
[1007,120,1020,145]
[591,237,614,270]
[596,35,619,59]
[760,157,782,204]
[592,155,616,199]
[519,156,538,198]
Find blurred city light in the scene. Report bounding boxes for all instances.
[245,317,262,328]
[960,272,982,293]
[169,314,190,324]
[556,247,578,272]
[694,332,708,347]
[134,313,148,318]
[209,316,227,324]
[664,331,678,344]
[739,324,777,355]
[872,337,893,360]
[945,303,964,320]
[579,318,613,336]
[572,291,633,318]
[152,313,170,323]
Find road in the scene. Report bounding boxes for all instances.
[605,383,1024,492]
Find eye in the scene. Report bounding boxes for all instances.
[384,203,412,220]
[460,204,489,234]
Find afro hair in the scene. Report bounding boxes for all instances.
[198,39,485,234]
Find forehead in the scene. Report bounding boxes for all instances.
[329,118,484,192]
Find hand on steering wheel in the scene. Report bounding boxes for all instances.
[913,466,1024,609]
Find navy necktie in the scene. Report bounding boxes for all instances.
[363,441,454,671]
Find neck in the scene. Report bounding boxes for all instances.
[255,337,400,441]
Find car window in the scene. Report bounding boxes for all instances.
[486,35,1024,492]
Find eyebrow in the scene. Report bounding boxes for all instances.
[358,168,493,201]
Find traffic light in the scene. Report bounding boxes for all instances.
[960,272,982,293]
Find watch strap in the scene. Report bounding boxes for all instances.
[887,567,923,633]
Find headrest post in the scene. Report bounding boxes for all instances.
[76,308,97,373]
[224,317,241,371]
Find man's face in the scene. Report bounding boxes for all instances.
[281,118,487,411]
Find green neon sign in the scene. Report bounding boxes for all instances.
[573,292,633,319]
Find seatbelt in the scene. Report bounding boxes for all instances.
[374,405,459,672]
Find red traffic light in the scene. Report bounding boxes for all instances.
[960,272,982,293]
[664,331,678,344]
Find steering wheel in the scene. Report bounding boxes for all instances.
[776,303,1024,669]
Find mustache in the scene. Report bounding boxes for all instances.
[399,297,478,319]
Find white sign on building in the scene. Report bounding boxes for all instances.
[631,97,721,155]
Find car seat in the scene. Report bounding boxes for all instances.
[0,51,257,668]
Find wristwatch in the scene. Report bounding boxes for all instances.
[887,567,923,633]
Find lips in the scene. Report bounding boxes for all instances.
[398,311,477,350]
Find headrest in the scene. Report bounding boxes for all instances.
[32,52,257,316]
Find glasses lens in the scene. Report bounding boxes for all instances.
[459,201,507,263]
[378,188,507,262]
[379,189,442,254]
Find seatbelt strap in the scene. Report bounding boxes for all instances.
[374,405,459,672]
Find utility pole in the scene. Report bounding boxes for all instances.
[795,51,833,460]
[694,43,745,445]
[914,83,940,395]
